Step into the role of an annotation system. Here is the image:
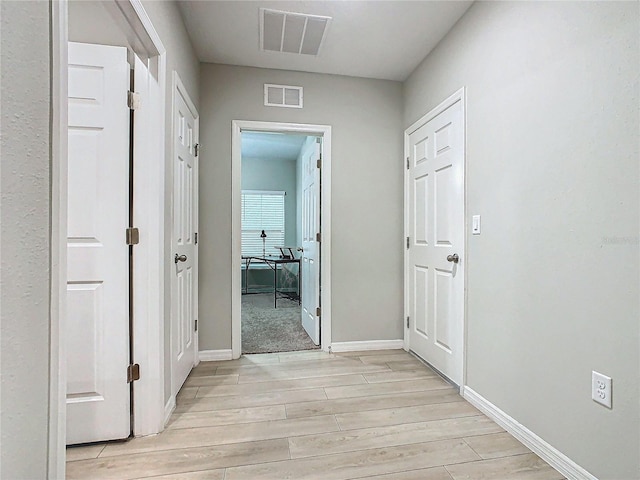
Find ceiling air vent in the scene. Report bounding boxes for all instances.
[260,8,331,56]
[264,84,303,108]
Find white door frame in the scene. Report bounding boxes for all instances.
[403,87,468,389]
[231,120,332,359]
[50,1,167,476]
[170,71,200,400]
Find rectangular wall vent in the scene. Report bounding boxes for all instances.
[264,84,303,108]
[260,8,331,56]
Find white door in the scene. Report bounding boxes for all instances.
[66,42,130,444]
[407,96,465,385]
[301,138,321,345]
[171,78,199,395]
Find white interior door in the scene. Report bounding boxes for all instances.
[407,96,465,385]
[66,42,130,444]
[301,138,321,345]
[171,77,199,395]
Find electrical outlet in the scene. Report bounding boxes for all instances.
[592,371,612,408]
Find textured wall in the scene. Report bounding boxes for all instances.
[199,64,404,350]
[0,1,52,477]
[404,2,640,478]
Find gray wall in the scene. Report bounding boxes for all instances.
[141,0,200,404]
[199,64,404,350]
[0,1,52,478]
[404,2,639,478]
[242,157,297,246]
[68,1,131,46]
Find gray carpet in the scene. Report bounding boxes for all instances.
[242,293,319,354]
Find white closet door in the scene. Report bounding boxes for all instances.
[66,42,130,444]
[407,98,465,385]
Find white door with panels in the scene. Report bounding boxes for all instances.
[301,139,321,345]
[66,42,130,444]
[406,94,465,386]
[171,76,199,395]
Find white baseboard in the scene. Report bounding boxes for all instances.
[463,387,597,480]
[329,340,404,353]
[199,349,233,361]
[163,396,176,427]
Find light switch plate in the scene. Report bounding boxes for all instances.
[472,215,481,235]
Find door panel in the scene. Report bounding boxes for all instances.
[407,97,464,386]
[172,84,198,395]
[301,138,321,345]
[66,42,130,445]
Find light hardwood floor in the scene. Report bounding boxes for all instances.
[66,350,565,480]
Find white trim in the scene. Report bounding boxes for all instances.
[174,71,199,119]
[127,0,165,55]
[463,387,598,480]
[405,88,466,135]
[199,350,234,362]
[53,0,167,459]
[329,340,405,353]
[49,1,68,477]
[232,120,332,360]
[170,71,200,399]
[403,87,467,384]
[163,396,176,427]
[131,48,167,438]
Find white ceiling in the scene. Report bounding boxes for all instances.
[242,132,309,161]
[177,1,473,81]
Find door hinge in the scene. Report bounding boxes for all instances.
[406,236,410,249]
[127,91,141,110]
[127,364,140,383]
[406,316,410,328]
[126,227,140,245]
[195,143,199,157]
[316,307,321,317]
[195,319,198,332]
[195,232,198,244]
[317,158,321,169]
[316,232,321,242]
[406,157,410,170]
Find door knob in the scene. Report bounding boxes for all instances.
[175,254,187,264]
[446,253,459,263]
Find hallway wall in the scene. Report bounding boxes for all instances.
[404,2,640,478]
[0,1,52,478]
[199,64,404,350]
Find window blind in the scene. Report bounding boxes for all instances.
[241,191,285,257]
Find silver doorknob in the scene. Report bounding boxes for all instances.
[446,254,459,263]
[175,254,187,263]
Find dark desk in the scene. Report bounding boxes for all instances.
[242,256,301,308]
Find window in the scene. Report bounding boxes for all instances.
[241,190,285,257]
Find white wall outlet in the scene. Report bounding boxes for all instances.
[592,371,612,408]
[472,215,481,235]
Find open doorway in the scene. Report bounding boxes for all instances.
[240,132,319,354]
[231,120,331,358]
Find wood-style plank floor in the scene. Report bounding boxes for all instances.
[66,350,565,480]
